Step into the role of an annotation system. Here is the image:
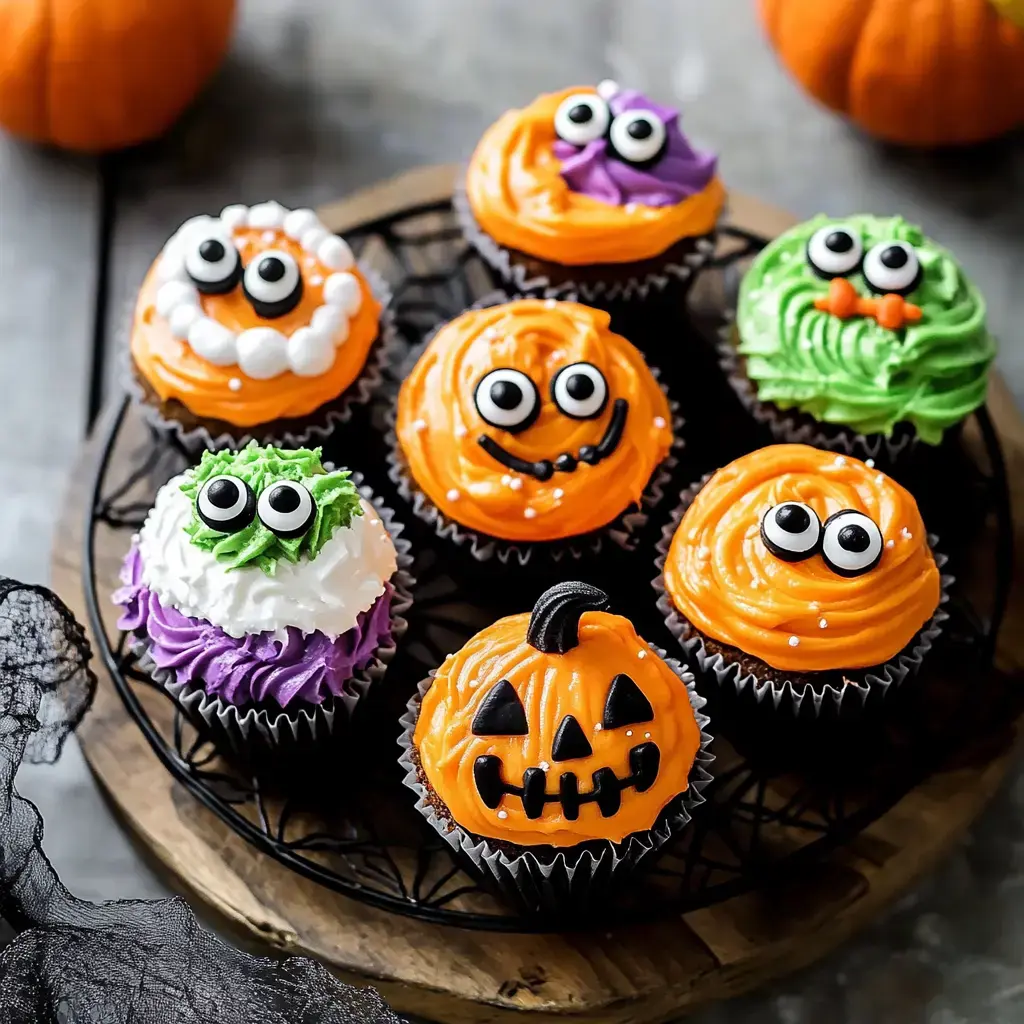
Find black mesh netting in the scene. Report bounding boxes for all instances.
[0,576,402,1024]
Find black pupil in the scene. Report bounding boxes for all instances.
[776,504,810,534]
[491,380,523,410]
[267,485,301,514]
[568,103,593,124]
[207,478,239,509]
[825,231,854,254]
[199,239,226,264]
[259,257,286,282]
[838,523,870,552]
[880,245,909,269]
[566,373,595,401]
[627,118,654,140]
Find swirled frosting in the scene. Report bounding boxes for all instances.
[396,300,674,542]
[466,86,725,265]
[115,544,393,708]
[663,445,941,671]
[737,214,995,443]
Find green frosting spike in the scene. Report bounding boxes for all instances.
[181,441,363,575]
[736,213,996,445]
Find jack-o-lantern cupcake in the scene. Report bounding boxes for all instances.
[724,214,996,462]
[127,201,394,451]
[398,582,713,914]
[654,445,950,716]
[457,81,726,302]
[390,298,678,565]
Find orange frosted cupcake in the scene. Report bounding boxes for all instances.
[128,201,393,450]
[654,444,949,716]
[457,81,726,302]
[390,298,678,565]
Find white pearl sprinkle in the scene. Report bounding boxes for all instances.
[819,618,828,629]
[626,730,633,738]
[886,539,895,549]
[497,810,508,820]
[412,419,427,433]
[625,202,638,214]
[653,416,667,429]
[524,507,537,519]
[865,459,875,468]
[544,298,558,309]
[644,732,651,740]
[637,650,647,659]
[509,477,523,492]
[446,488,460,501]
[788,636,800,647]
[834,455,847,467]
[228,378,242,392]
[501,475,511,486]
[594,723,603,732]
[553,488,564,499]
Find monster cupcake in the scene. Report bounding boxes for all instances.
[128,201,394,451]
[457,81,726,302]
[390,298,678,565]
[398,582,713,913]
[114,443,413,752]
[725,214,996,461]
[654,445,948,716]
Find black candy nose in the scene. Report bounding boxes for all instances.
[551,715,593,762]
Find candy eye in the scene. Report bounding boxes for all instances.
[821,509,883,577]
[608,110,667,165]
[806,225,864,278]
[554,93,611,146]
[256,481,316,538]
[242,250,304,319]
[760,502,822,561]
[862,241,922,296]
[185,233,243,295]
[196,475,256,533]
[474,368,540,433]
[551,362,609,420]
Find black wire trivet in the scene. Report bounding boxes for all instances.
[83,198,1018,932]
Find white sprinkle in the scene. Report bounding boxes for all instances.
[412,418,427,433]
[509,477,523,492]
[497,810,508,819]
[626,730,633,738]
[653,416,667,429]
[902,527,913,539]
[644,732,651,740]
[446,488,460,501]
[454,424,468,438]
[597,78,620,100]
[544,298,558,309]
[309,274,324,286]
[553,488,564,499]
[834,455,847,467]
[819,618,828,629]
[625,202,638,214]
[538,761,550,772]
[788,636,800,647]
[501,474,511,486]
[261,230,277,243]
[886,539,895,549]
[524,507,537,519]
[228,378,242,392]
[594,723,603,732]
[865,459,875,468]
[637,649,647,659]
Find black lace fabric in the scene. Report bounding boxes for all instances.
[0,577,402,1024]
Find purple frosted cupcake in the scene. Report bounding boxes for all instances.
[114,442,413,752]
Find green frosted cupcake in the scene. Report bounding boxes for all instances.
[724,214,996,461]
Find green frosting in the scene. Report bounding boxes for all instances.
[736,214,996,444]
[181,442,362,575]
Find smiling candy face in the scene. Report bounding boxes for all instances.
[737,214,995,443]
[130,202,382,427]
[396,300,674,542]
[414,583,702,846]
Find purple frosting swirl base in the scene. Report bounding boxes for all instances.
[114,544,393,710]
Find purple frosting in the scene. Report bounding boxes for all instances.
[114,544,393,709]
[553,89,717,208]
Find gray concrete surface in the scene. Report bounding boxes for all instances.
[2,0,1023,1019]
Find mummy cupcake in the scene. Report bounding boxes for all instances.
[655,444,948,716]
[128,201,393,450]
[457,81,725,301]
[115,443,413,750]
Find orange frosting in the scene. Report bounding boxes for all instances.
[395,299,673,542]
[414,610,702,846]
[465,87,726,265]
[131,227,381,427]
[663,445,941,672]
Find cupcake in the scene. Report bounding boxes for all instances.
[127,201,393,451]
[724,214,996,462]
[114,442,413,752]
[457,81,726,302]
[398,581,713,914]
[655,444,948,717]
[389,298,678,565]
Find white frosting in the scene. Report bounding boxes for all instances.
[155,204,363,380]
[138,473,397,640]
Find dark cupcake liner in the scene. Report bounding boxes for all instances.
[454,168,718,304]
[126,476,415,755]
[652,473,952,718]
[397,652,714,916]
[123,265,397,455]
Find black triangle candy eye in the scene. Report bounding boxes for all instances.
[602,673,654,730]
[471,679,528,736]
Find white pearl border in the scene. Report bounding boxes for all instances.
[154,203,364,381]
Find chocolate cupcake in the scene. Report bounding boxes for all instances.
[388,298,679,566]
[654,444,949,717]
[457,81,725,302]
[724,214,996,463]
[127,201,394,451]
[114,443,413,753]
[398,582,713,915]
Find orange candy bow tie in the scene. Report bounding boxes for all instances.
[814,277,923,331]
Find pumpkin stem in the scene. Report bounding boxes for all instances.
[527,582,610,654]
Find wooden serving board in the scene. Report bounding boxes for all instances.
[53,167,1024,1024]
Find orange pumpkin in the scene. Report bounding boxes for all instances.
[0,0,236,152]
[759,0,1024,147]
